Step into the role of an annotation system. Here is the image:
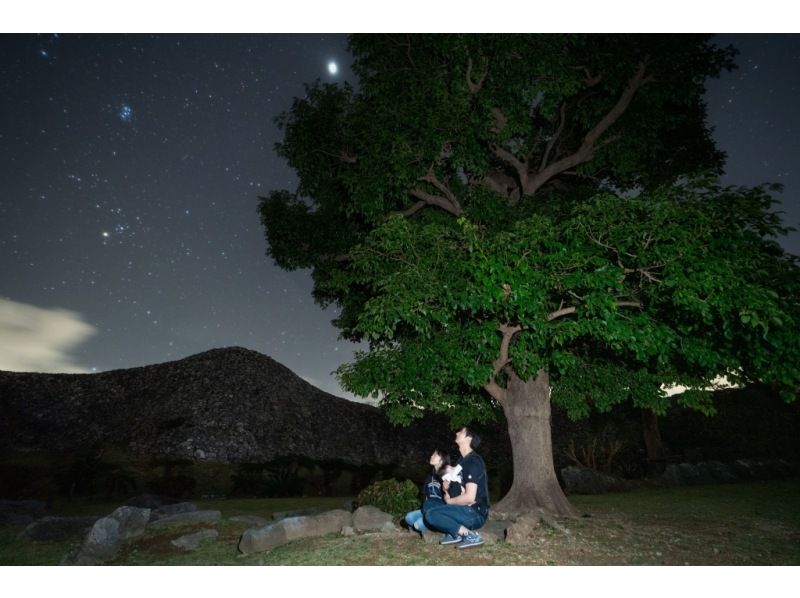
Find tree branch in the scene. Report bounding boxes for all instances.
[547,301,643,321]
[480,171,521,203]
[489,143,529,195]
[406,188,463,217]
[574,65,602,87]
[484,322,522,403]
[523,59,653,196]
[483,380,506,402]
[492,322,521,377]
[466,55,489,94]
[539,102,567,173]
[395,199,429,218]
[547,306,577,321]
[420,167,463,214]
[314,148,357,164]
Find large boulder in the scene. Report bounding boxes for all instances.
[148,509,221,528]
[75,517,121,565]
[561,466,631,494]
[19,516,100,541]
[238,509,353,555]
[74,506,150,565]
[352,506,393,532]
[110,506,150,539]
[171,529,219,551]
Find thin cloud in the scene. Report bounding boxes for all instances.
[0,298,96,373]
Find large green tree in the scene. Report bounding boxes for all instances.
[259,35,799,516]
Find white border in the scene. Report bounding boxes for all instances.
[2,1,799,33]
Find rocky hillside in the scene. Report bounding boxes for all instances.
[0,347,456,468]
[1,346,797,500]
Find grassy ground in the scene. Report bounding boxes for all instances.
[2,479,798,565]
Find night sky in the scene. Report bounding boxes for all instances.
[1,34,798,402]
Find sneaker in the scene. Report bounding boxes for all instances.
[456,531,485,549]
[439,533,462,545]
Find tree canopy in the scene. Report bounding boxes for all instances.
[260,34,799,430]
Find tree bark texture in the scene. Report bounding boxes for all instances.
[494,369,578,517]
[641,409,667,475]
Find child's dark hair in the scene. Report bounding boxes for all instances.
[432,449,451,476]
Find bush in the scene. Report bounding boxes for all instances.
[356,478,419,517]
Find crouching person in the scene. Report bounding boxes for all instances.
[404,448,452,533]
[424,426,489,549]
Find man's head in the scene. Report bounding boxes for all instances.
[455,426,481,454]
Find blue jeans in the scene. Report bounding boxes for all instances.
[423,504,486,538]
[404,509,429,532]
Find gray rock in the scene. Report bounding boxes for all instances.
[0,511,36,525]
[148,509,221,528]
[379,521,400,534]
[699,461,738,484]
[76,517,121,565]
[352,506,393,532]
[230,515,269,527]
[238,509,353,555]
[663,459,799,488]
[272,507,321,521]
[19,516,100,541]
[341,526,355,536]
[150,501,197,522]
[664,463,714,486]
[561,465,631,494]
[171,529,219,551]
[0,499,47,514]
[74,506,150,565]
[109,506,150,540]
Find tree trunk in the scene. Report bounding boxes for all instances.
[494,369,578,517]
[641,409,667,475]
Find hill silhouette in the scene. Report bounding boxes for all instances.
[0,346,457,468]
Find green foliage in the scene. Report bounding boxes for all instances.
[259,34,799,429]
[355,478,420,517]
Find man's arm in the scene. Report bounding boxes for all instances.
[444,482,477,506]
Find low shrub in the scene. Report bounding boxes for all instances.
[356,478,419,517]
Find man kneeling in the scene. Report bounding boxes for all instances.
[423,426,489,549]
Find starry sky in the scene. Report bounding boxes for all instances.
[1,33,798,401]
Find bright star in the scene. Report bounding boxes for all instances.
[327,61,338,75]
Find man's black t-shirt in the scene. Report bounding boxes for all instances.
[458,452,489,515]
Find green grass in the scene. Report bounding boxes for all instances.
[2,480,799,565]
